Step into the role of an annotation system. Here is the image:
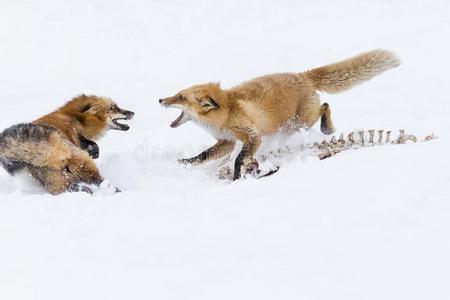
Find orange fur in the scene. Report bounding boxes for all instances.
[160,50,400,179]
[34,94,133,143]
[0,95,134,195]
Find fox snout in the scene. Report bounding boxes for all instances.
[159,98,167,106]
[159,97,177,107]
[109,106,135,131]
[159,96,192,128]
[118,108,135,119]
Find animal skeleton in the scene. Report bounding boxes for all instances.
[307,129,434,160]
[217,129,436,180]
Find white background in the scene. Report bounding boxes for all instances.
[0,0,449,299]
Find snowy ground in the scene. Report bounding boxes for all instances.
[1,0,450,299]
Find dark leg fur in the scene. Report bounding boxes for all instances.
[78,135,99,159]
[233,146,250,180]
[320,103,335,135]
[179,148,215,165]
[68,183,94,194]
[179,140,235,165]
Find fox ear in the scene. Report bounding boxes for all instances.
[199,96,219,112]
[80,104,92,113]
[80,104,99,114]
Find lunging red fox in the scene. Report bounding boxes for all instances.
[0,95,134,195]
[159,50,400,180]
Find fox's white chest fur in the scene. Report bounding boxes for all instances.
[193,119,234,141]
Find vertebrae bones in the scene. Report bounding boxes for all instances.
[259,129,436,162]
[315,129,435,160]
[219,129,436,180]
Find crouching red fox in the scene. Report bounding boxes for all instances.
[0,95,134,195]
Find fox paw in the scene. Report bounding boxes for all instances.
[178,158,192,165]
[86,144,100,159]
[243,159,259,176]
[95,180,121,195]
[75,181,121,196]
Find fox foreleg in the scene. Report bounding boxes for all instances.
[78,135,100,159]
[179,140,235,165]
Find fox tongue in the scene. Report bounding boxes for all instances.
[170,111,185,128]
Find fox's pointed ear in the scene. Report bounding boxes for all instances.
[80,104,99,114]
[80,104,92,113]
[200,96,220,112]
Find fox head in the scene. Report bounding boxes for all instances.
[159,83,227,128]
[59,95,134,140]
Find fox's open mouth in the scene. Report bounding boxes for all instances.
[159,99,191,128]
[110,114,134,131]
[170,111,191,128]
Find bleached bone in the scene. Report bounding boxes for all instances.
[318,146,341,160]
[386,130,392,144]
[318,151,332,160]
[396,129,406,144]
[338,133,345,146]
[317,141,331,158]
[368,129,375,144]
[358,130,365,145]
[407,135,417,143]
[377,130,384,144]
[258,128,435,166]
[396,130,418,144]
[330,136,337,145]
[318,148,332,160]
[424,134,436,142]
[321,140,330,148]
[348,132,355,145]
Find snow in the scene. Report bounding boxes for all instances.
[1,0,450,299]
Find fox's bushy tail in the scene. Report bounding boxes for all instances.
[0,123,57,173]
[303,49,400,94]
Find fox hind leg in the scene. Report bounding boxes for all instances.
[28,166,84,195]
[230,128,262,180]
[320,103,335,135]
[66,150,120,193]
[27,149,106,195]
[28,166,98,195]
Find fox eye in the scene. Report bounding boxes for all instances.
[178,95,185,101]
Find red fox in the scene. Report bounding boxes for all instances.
[0,95,134,195]
[159,50,400,180]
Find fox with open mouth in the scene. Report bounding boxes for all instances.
[159,50,400,180]
[0,94,134,195]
